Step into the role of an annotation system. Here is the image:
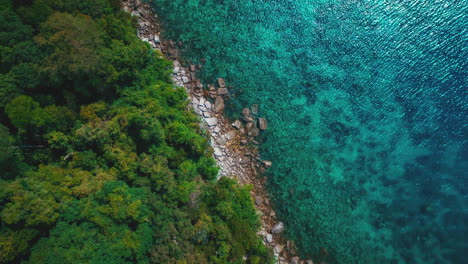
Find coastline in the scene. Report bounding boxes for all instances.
[122,1,313,263]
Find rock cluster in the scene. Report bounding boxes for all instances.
[122,2,315,264]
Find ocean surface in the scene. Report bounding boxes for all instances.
[149,0,467,263]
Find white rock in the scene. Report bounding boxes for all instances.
[214,126,221,133]
[274,245,284,254]
[182,76,189,83]
[154,34,160,43]
[198,97,206,106]
[205,101,212,109]
[271,222,284,234]
[205,117,218,127]
[266,233,273,244]
[225,130,237,140]
[203,111,212,118]
[191,96,199,105]
[215,136,227,145]
[213,147,223,157]
[199,106,208,112]
[194,108,202,116]
[173,67,180,73]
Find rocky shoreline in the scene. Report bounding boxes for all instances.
[122,1,313,263]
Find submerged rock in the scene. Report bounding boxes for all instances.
[242,108,251,118]
[232,120,242,129]
[217,77,226,87]
[258,118,268,130]
[262,160,272,168]
[217,87,228,95]
[251,104,259,115]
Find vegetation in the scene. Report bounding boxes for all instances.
[0,0,271,263]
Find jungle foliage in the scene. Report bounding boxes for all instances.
[0,0,271,263]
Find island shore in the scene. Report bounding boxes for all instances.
[122,2,314,263]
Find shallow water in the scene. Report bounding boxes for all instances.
[150,0,467,262]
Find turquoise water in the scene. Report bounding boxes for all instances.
[149,0,467,263]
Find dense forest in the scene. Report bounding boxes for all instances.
[0,0,271,263]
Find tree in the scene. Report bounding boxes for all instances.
[5,95,39,130]
[36,12,106,96]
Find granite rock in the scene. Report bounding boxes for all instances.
[272,222,284,234]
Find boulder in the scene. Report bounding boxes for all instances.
[215,136,227,146]
[262,160,272,168]
[255,196,263,206]
[246,121,255,131]
[182,76,190,83]
[242,108,251,118]
[214,96,225,113]
[154,34,160,43]
[204,100,212,109]
[217,77,226,87]
[291,257,300,264]
[198,97,206,106]
[217,87,228,95]
[248,127,259,137]
[225,130,237,140]
[205,117,218,127]
[137,6,147,17]
[213,147,223,157]
[287,240,297,255]
[232,120,242,129]
[271,222,284,234]
[266,233,273,244]
[194,108,202,116]
[203,111,211,118]
[274,245,284,254]
[258,118,268,130]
